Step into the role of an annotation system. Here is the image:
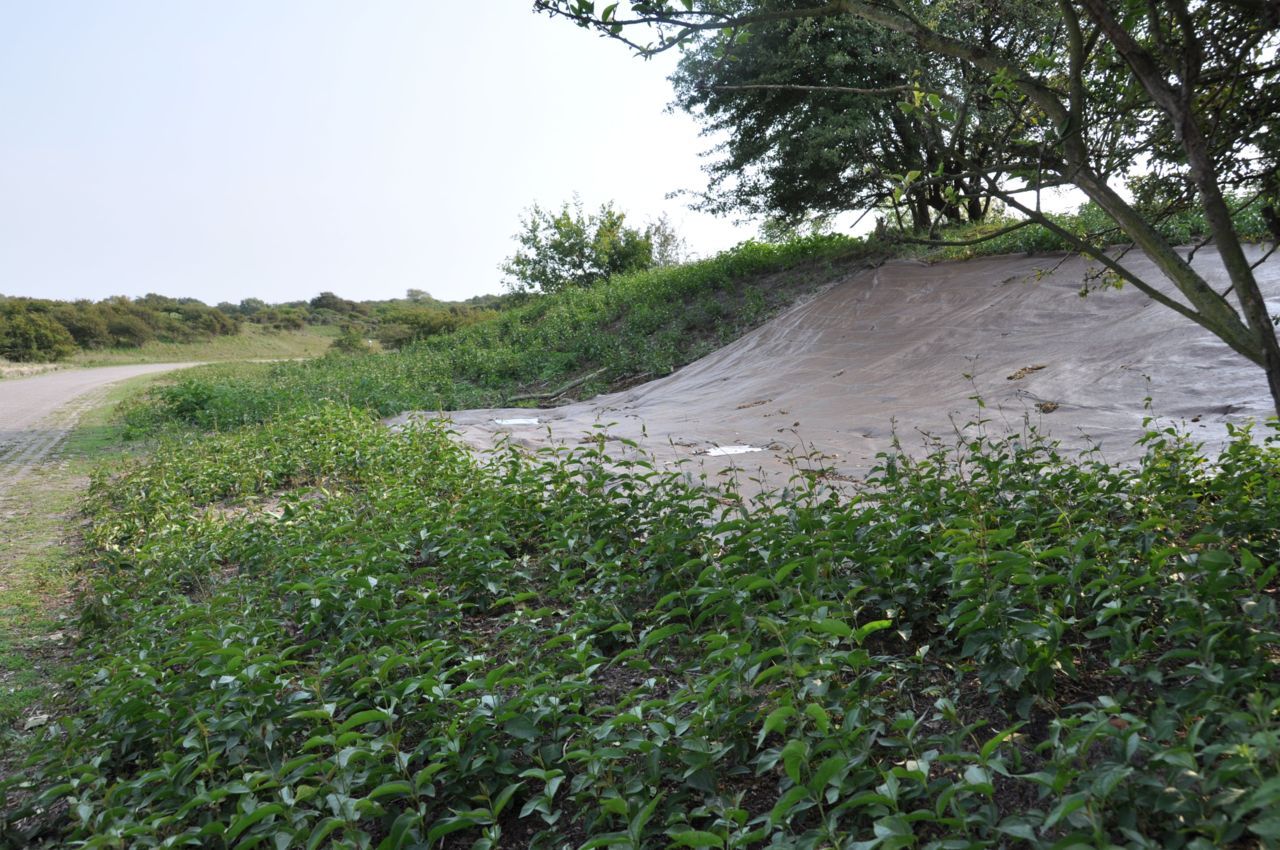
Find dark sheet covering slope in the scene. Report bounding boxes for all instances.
[392,246,1279,488]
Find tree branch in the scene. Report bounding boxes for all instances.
[705,82,914,96]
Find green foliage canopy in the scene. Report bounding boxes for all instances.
[501,198,682,294]
[0,305,77,362]
[670,2,1042,231]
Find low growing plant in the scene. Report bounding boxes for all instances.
[3,406,1278,848]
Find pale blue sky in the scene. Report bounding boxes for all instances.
[0,2,750,304]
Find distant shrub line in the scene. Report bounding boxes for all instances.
[0,295,241,363]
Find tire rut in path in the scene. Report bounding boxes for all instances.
[0,388,111,509]
[0,362,198,511]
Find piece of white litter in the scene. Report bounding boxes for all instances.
[703,445,763,456]
[493,418,540,425]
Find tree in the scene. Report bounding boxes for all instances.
[501,198,681,294]
[669,3,1038,231]
[535,0,1280,417]
[238,298,268,316]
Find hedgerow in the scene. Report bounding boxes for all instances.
[4,406,1278,848]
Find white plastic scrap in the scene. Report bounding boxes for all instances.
[493,418,540,425]
[703,445,763,456]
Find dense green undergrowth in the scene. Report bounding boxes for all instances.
[3,406,1279,848]
[124,236,871,434]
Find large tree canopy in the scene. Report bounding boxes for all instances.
[670,1,1046,231]
[536,0,1280,416]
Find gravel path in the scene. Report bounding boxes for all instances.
[0,363,198,503]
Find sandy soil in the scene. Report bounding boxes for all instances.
[0,363,198,505]
[392,245,1280,493]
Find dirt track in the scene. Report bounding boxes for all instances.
[0,364,197,504]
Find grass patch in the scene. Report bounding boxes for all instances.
[0,362,63,382]
[66,324,339,368]
[3,408,1278,847]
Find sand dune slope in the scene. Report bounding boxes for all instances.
[393,246,1279,488]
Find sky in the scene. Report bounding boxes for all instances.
[0,1,755,305]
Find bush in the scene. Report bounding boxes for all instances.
[104,313,155,348]
[0,308,77,362]
[501,198,682,294]
[329,327,375,354]
[50,304,111,349]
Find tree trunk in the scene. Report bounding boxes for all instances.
[909,196,931,232]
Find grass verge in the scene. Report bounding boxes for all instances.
[67,324,339,368]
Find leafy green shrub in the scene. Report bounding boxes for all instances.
[104,312,155,347]
[0,294,243,358]
[501,199,682,294]
[374,306,496,350]
[330,327,376,355]
[4,407,1279,848]
[0,307,77,362]
[50,303,111,349]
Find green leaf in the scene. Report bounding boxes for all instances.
[803,703,830,735]
[808,756,845,794]
[1249,816,1280,841]
[504,715,538,741]
[994,817,1038,841]
[376,812,420,850]
[853,619,893,645]
[492,781,523,817]
[758,705,795,746]
[226,803,284,844]
[366,780,413,801]
[307,817,345,850]
[980,723,1024,761]
[668,829,724,848]
[752,665,789,687]
[811,618,852,638]
[781,738,807,785]
[640,623,687,648]
[1044,791,1089,829]
[769,785,809,826]
[427,816,480,844]
[337,709,390,735]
